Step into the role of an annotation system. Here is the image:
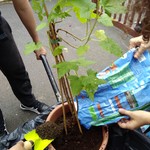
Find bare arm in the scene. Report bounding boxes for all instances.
[12,0,46,59]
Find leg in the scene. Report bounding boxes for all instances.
[0,17,37,106]
[0,16,48,113]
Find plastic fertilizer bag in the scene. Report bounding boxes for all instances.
[77,48,150,129]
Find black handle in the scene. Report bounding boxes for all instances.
[40,54,61,102]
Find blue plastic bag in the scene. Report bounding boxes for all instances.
[77,48,150,129]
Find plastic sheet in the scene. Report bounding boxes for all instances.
[77,48,150,129]
[0,103,60,150]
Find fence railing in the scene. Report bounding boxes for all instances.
[92,0,145,37]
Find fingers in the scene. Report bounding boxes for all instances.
[134,42,150,58]
[16,141,24,146]
[129,36,150,59]
[129,36,142,50]
[118,121,128,129]
[34,46,47,60]
[118,108,131,116]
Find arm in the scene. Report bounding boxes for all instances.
[12,0,46,59]
[118,108,150,130]
[129,35,150,59]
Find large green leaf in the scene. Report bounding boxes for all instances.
[24,42,42,55]
[53,61,79,79]
[48,5,71,23]
[58,0,96,23]
[100,38,123,57]
[31,0,45,21]
[68,75,83,96]
[36,22,47,31]
[98,13,113,27]
[53,46,65,56]
[76,45,90,56]
[71,57,96,67]
[79,69,106,100]
[101,0,126,14]
[95,30,107,41]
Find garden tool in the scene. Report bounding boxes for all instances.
[24,121,63,150]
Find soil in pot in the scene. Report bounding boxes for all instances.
[39,114,105,150]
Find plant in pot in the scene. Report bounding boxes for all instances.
[25,0,126,149]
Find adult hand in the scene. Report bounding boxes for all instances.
[129,35,150,59]
[118,108,150,130]
[9,141,25,150]
[34,46,47,60]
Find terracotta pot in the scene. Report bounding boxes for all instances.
[46,103,109,150]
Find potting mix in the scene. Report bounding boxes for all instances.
[77,48,150,129]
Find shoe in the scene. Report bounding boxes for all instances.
[20,101,49,114]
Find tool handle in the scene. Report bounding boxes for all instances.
[40,54,61,102]
[24,141,33,150]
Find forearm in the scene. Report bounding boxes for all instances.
[12,0,40,43]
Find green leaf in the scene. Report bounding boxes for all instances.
[98,13,113,27]
[71,57,96,67]
[31,0,45,21]
[95,30,107,41]
[79,69,106,100]
[101,0,126,14]
[68,75,83,96]
[53,61,78,79]
[76,45,90,56]
[24,42,42,55]
[36,22,47,31]
[100,38,123,57]
[53,46,65,56]
[48,5,71,23]
[63,0,96,23]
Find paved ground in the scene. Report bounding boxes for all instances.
[0,1,131,133]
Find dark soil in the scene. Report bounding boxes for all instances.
[51,115,103,150]
[36,114,104,150]
[52,124,103,150]
[36,121,63,140]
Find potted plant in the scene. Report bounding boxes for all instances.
[25,0,126,149]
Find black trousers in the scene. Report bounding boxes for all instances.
[0,16,37,130]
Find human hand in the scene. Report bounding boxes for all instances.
[9,141,25,150]
[129,35,150,59]
[34,46,47,60]
[118,108,150,130]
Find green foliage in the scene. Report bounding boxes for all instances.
[25,0,127,100]
[68,69,106,100]
[31,0,45,21]
[101,0,126,14]
[95,30,122,57]
[56,0,96,23]
[53,46,65,56]
[24,42,42,55]
[48,5,71,23]
[36,22,47,31]
[99,38,123,57]
[77,45,90,56]
[54,57,95,79]
[98,13,113,27]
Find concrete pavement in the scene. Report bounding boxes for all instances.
[0,1,131,133]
